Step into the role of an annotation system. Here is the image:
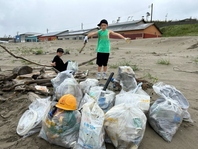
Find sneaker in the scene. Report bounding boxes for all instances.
[103,73,107,80]
[97,73,101,80]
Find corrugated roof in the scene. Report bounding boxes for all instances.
[108,23,154,32]
[108,20,144,27]
[58,28,98,36]
[41,30,68,37]
[27,34,43,37]
[19,32,41,35]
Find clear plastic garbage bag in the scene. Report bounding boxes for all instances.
[89,86,115,113]
[114,66,137,92]
[78,93,95,110]
[77,101,106,149]
[149,97,183,142]
[104,103,147,149]
[153,82,192,122]
[51,70,74,90]
[39,109,81,148]
[80,78,99,94]
[55,77,83,106]
[115,82,150,113]
[115,90,150,113]
[16,97,51,137]
[67,61,78,73]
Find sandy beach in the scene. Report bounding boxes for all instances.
[0,36,198,149]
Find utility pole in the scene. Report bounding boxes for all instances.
[150,3,153,22]
[165,13,168,22]
[47,28,49,33]
[81,23,83,30]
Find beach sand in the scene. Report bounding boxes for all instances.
[0,37,198,149]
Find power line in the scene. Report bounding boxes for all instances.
[48,5,150,32]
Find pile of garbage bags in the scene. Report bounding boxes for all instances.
[16,66,193,148]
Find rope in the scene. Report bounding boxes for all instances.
[173,66,198,74]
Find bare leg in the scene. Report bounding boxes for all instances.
[103,66,107,73]
[98,66,102,72]
[102,66,108,80]
[97,66,102,79]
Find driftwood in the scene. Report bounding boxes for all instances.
[0,44,96,68]
[0,45,51,66]
[79,57,96,66]
[2,83,25,91]
[79,42,87,53]
[25,79,51,85]
[2,77,52,91]
[14,86,53,96]
[0,66,33,81]
[0,74,17,81]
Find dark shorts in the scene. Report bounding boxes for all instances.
[96,52,110,67]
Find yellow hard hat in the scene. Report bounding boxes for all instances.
[56,94,77,110]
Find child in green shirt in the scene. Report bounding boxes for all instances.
[84,19,130,80]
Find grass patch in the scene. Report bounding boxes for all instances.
[109,60,139,71]
[157,58,170,65]
[193,57,198,63]
[34,49,44,55]
[20,60,32,65]
[161,24,198,37]
[125,51,131,54]
[11,60,18,63]
[112,47,119,50]
[131,64,139,71]
[16,47,44,55]
[143,73,158,83]
[88,61,94,65]
[64,49,70,54]
[90,48,95,51]
[111,52,115,55]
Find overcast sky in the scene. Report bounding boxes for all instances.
[0,0,198,37]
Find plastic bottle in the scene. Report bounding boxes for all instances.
[110,78,116,89]
[48,106,57,119]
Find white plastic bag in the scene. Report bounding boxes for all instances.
[149,97,183,142]
[104,103,147,148]
[153,82,192,122]
[115,66,137,92]
[39,109,81,148]
[89,86,103,101]
[28,92,40,102]
[89,86,115,113]
[67,61,78,72]
[16,97,51,137]
[78,93,95,110]
[55,77,83,106]
[51,70,74,90]
[80,78,99,94]
[77,101,106,149]
[115,90,150,113]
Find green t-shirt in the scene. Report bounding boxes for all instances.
[97,29,110,53]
